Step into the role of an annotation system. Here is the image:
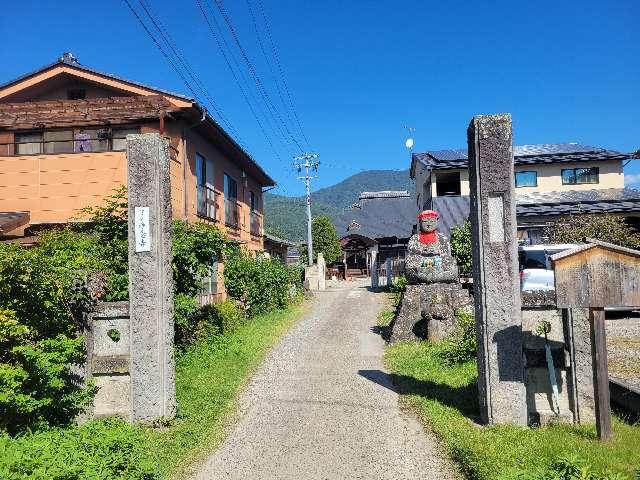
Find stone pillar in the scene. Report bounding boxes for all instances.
[467,114,526,425]
[127,133,176,422]
[371,250,379,289]
[386,257,393,287]
[565,308,596,423]
[317,252,326,291]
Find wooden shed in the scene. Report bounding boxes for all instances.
[551,238,640,309]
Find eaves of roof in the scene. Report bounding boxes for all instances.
[0,58,193,102]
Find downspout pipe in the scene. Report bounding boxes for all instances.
[181,106,207,220]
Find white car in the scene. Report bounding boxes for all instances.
[518,244,579,292]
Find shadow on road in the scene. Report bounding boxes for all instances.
[358,369,480,421]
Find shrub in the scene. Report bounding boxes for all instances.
[200,299,245,336]
[450,219,472,276]
[0,417,157,479]
[173,293,200,347]
[0,309,95,434]
[171,220,227,297]
[224,251,292,317]
[544,213,640,250]
[439,310,476,365]
[390,275,407,307]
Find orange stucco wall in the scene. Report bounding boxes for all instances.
[183,126,264,251]
[0,120,265,251]
[0,151,127,223]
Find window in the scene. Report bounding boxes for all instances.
[111,127,140,151]
[562,167,599,185]
[44,130,74,153]
[435,172,461,196]
[250,191,256,212]
[515,171,538,187]
[224,174,238,226]
[200,257,219,296]
[13,126,139,155]
[196,153,215,218]
[15,132,43,155]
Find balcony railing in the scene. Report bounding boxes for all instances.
[197,184,217,220]
[250,211,262,237]
[225,199,240,228]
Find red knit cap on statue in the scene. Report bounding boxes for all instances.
[418,210,439,220]
[418,210,439,245]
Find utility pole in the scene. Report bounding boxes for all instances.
[294,153,320,266]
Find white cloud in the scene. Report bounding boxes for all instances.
[624,174,640,187]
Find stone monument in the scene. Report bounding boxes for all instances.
[389,210,472,343]
[127,133,176,422]
[468,113,526,425]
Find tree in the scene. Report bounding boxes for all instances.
[544,213,640,250]
[308,216,342,265]
[450,220,472,276]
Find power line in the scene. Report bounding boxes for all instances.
[195,0,285,163]
[210,0,305,153]
[135,0,241,142]
[245,0,302,148]
[200,0,296,158]
[255,0,309,147]
[122,0,204,104]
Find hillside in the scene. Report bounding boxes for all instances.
[264,169,414,241]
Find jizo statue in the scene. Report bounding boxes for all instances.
[405,210,458,284]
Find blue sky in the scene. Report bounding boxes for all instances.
[1,0,638,196]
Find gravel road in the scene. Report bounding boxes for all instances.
[193,279,458,480]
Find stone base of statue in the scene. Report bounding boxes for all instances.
[388,214,472,343]
[389,282,473,343]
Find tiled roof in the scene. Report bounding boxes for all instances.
[413,143,631,171]
[516,188,640,217]
[0,95,177,129]
[335,195,416,240]
[359,190,410,200]
[516,188,640,205]
[430,189,640,229]
[264,233,297,247]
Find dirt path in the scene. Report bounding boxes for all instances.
[193,279,457,480]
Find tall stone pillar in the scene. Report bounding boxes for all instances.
[467,114,526,425]
[127,133,176,422]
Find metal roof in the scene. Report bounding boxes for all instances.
[413,143,631,172]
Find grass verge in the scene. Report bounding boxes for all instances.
[0,301,307,480]
[385,341,640,479]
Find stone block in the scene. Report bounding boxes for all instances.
[389,283,472,343]
[93,375,131,418]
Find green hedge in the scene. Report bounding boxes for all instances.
[223,251,293,317]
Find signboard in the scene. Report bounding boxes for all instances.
[134,207,151,253]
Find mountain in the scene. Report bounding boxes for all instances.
[264,169,414,241]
